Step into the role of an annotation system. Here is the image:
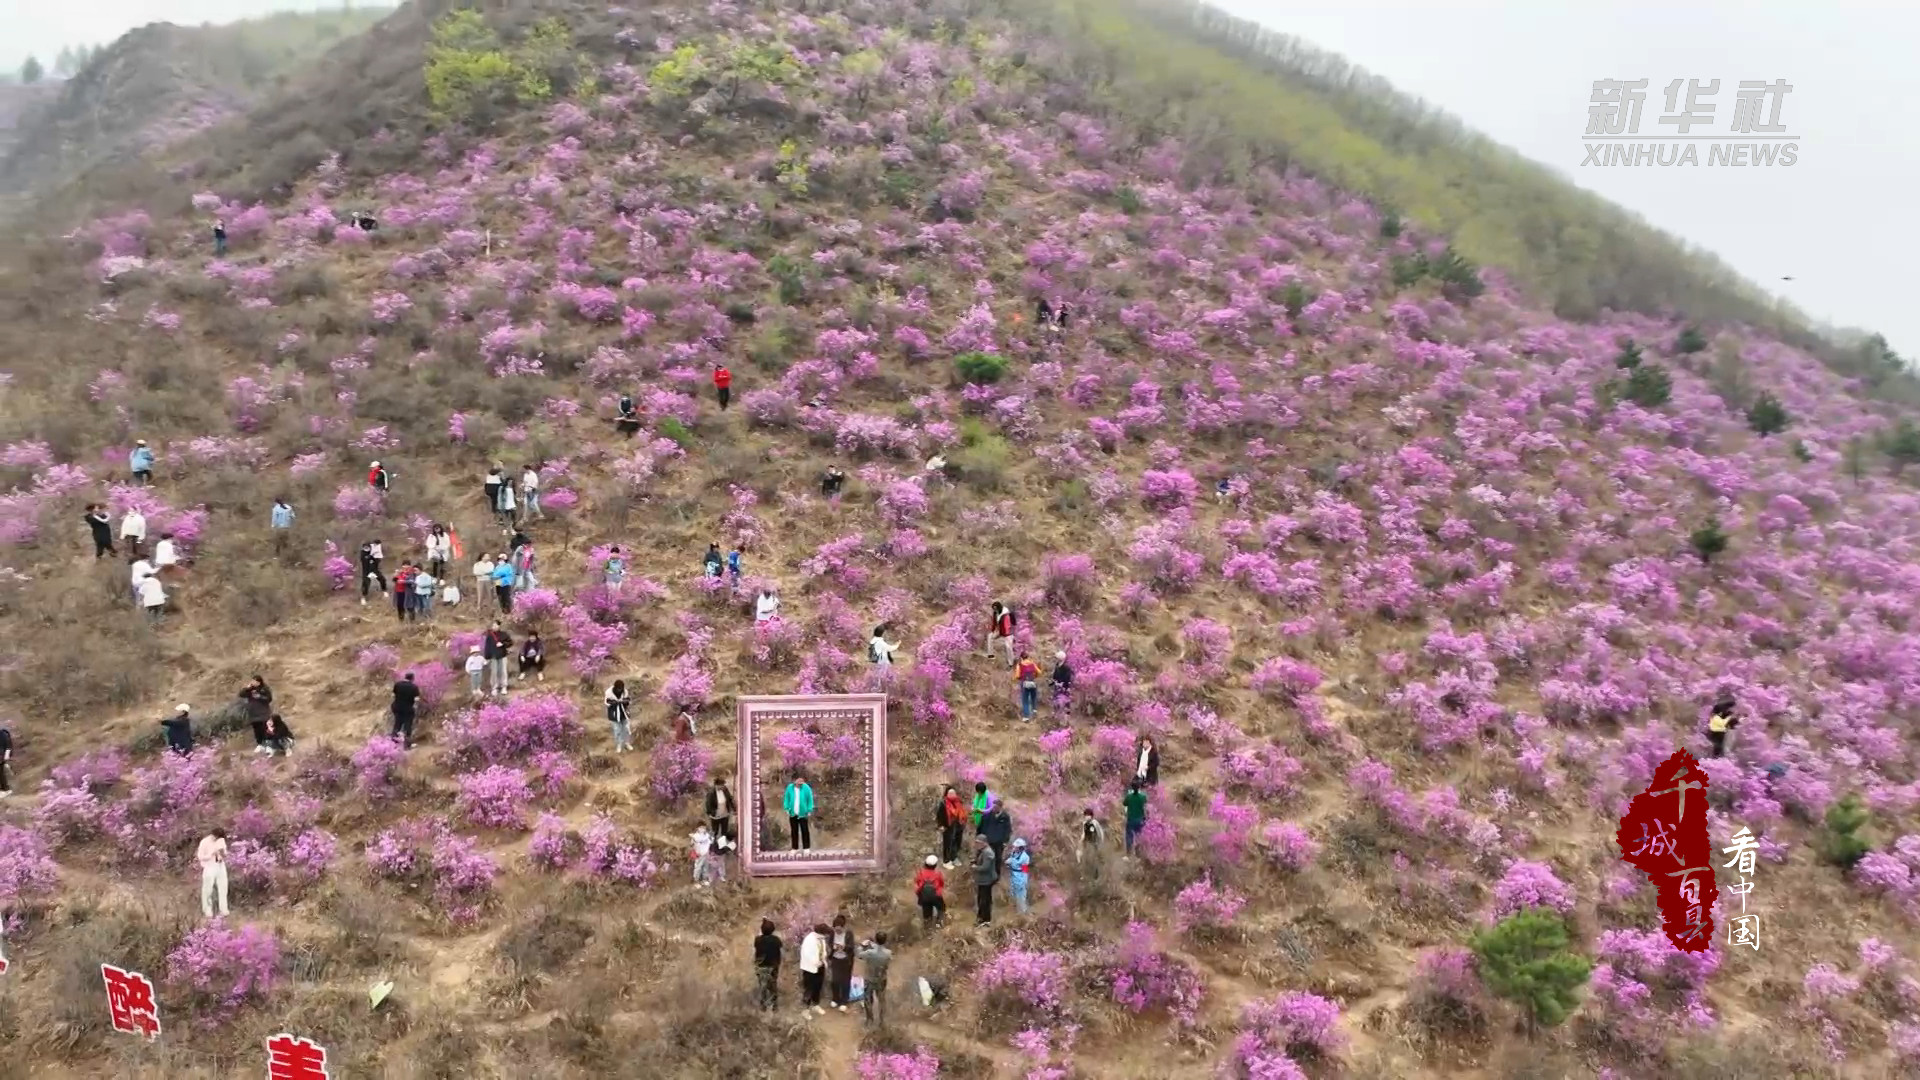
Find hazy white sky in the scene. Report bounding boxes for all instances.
[1213,0,1920,358]
[2,1,1912,356]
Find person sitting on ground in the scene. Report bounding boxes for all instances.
[519,632,546,682]
[616,394,641,437]
[263,713,295,756]
[755,588,781,624]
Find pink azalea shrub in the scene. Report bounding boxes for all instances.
[648,739,711,805]
[166,922,281,1021]
[1173,874,1246,934]
[1107,921,1205,1026]
[455,766,536,829]
[1232,991,1346,1073]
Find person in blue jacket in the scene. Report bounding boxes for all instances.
[784,774,815,851]
[129,441,155,485]
[491,555,516,614]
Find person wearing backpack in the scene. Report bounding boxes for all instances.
[1014,651,1043,721]
[936,785,967,868]
[368,461,392,492]
[360,540,387,606]
[868,624,901,669]
[703,543,724,578]
[913,855,947,925]
[984,601,1016,667]
[1006,838,1033,914]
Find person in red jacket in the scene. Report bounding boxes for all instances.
[713,364,732,411]
[912,855,946,926]
[367,461,391,491]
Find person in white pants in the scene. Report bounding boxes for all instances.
[197,828,229,918]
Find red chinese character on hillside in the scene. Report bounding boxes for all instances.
[1616,749,1719,953]
[267,1032,331,1080]
[100,964,161,1038]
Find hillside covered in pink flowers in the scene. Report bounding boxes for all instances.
[0,0,1918,1077]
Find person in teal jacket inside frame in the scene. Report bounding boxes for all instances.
[785,774,816,851]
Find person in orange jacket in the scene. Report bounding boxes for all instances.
[713,364,732,411]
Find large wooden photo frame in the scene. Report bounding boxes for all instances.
[735,694,889,877]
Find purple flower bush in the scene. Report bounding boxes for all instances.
[1106,921,1205,1026]
[166,923,281,1021]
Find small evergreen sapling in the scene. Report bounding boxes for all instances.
[1469,909,1592,1033]
[1822,794,1872,869]
[1622,363,1671,407]
[1689,519,1729,565]
[1746,392,1790,437]
[1674,326,1708,354]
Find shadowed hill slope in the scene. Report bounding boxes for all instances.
[0,1,1917,1078]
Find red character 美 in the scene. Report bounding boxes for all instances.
[101,964,161,1038]
[267,1032,331,1079]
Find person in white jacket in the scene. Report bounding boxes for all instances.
[799,923,829,1015]
[755,588,780,624]
[152,532,179,572]
[691,824,714,887]
[120,508,147,556]
[130,556,155,599]
[425,524,452,578]
[197,828,229,918]
[869,624,901,669]
[520,464,542,518]
[472,555,495,610]
[138,574,167,624]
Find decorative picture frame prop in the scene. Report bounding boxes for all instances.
[735,694,888,877]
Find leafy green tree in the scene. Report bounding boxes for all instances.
[954,352,1009,385]
[423,11,559,127]
[1621,364,1671,408]
[1886,420,1920,475]
[718,39,798,104]
[774,140,810,197]
[840,49,884,106]
[1390,254,1427,289]
[53,47,76,77]
[1821,795,1871,869]
[1614,338,1642,369]
[766,254,806,306]
[1689,519,1728,565]
[19,56,43,84]
[648,43,708,99]
[1674,326,1708,354]
[1469,910,1591,1034]
[1745,392,1790,437]
[1115,186,1142,214]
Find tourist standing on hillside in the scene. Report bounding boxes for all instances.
[1035,297,1052,325]
[727,547,743,585]
[798,923,828,1015]
[360,540,386,605]
[1050,651,1073,712]
[1707,692,1740,758]
[1122,780,1148,858]
[239,676,274,754]
[119,505,147,558]
[129,553,155,601]
[482,623,512,695]
[270,497,294,554]
[518,632,545,682]
[605,679,633,753]
[755,588,780,624]
[979,801,1013,873]
[972,836,998,926]
[713,364,732,411]
[390,673,420,749]
[1015,651,1042,720]
[411,563,438,620]
[1077,807,1107,881]
[985,602,1016,666]
[212,219,227,256]
[392,562,416,623]
[129,440,154,485]
[869,624,901,671]
[857,933,892,1027]
[197,828,229,919]
[85,504,115,558]
[827,914,856,1011]
[0,724,13,798]
[784,774,815,851]
[1134,736,1161,787]
[753,919,782,1011]
[368,461,392,492]
[691,823,716,887]
[914,856,947,924]
[969,781,993,828]
[937,785,967,868]
[820,468,845,499]
[160,704,194,756]
[472,552,495,609]
[152,533,180,577]
[138,572,168,625]
[511,542,537,591]
[520,463,542,519]
[465,646,486,697]
[491,556,515,614]
[1007,838,1032,914]
[425,524,452,579]
[604,546,626,586]
[703,543,723,578]
[706,777,734,847]
[484,464,504,513]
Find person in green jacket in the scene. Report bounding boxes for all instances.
[1122,780,1149,858]
[969,781,993,828]
[785,774,815,851]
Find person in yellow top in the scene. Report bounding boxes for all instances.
[1706,694,1739,759]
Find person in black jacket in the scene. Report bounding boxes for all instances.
[706,777,735,847]
[1050,651,1073,710]
[390,673,421,749]
[978,802,1013,875]
[239,675,274,754]
[263,713,296,756]
[0,724,12,797]
[1133,735,1161,787]
[161,704,195,756]
[752,919,782,1010]
[85,504,116,558]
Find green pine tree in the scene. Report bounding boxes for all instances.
[1614,338,1643,369]
[1674,326,1708,354]
[1690,519,1729,565]
[1885,420,1920,475]
[1379,211,1402,239]
[19,56,43,84]
[1820,795,1872,869]
[1470,910,1592,1034]
[1621,364,1671,408]
[1745,392,1790,437]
